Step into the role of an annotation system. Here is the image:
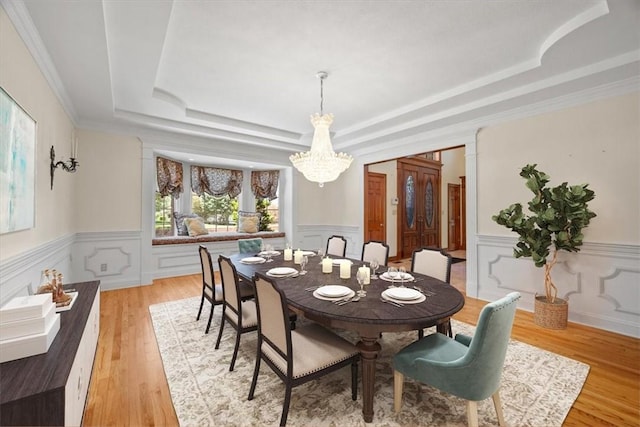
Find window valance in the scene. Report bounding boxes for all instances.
[251,170,279,200]
[191,166,243,198]
[156,157,184,198]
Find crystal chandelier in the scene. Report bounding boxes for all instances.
[290,72,353,187]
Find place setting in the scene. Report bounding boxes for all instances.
[380,286,426,306]
[239,256,266,265]
[312,285,356,303]
[259,244,280,262]
[265,267,299,278]
[379,266,415,285]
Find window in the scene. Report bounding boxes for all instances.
[192,192,239,233]
[155,192,174,237]
[256,198,279,232]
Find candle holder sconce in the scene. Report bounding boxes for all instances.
[50,145,79,189]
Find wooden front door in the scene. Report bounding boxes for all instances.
[365,171,386,242]
[397,158,441,259]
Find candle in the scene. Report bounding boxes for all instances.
[284,248,293,261]
[322,257,332,273]
[294,249,303,264]
[339,260,351,279]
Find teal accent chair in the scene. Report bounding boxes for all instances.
[393,292,521,427]
[238,238,263,254]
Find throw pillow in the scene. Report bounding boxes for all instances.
[238,211,260,233]
[174,212,199,236]
[185,217,209,237]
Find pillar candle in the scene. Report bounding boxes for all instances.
[294,249,303,264]
[340,261,351,279]
[322,257,333,273]
[284,248,293,261]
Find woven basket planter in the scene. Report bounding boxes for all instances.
[534,295,568,329]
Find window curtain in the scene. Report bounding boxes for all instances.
[251,170,279,200]
[156,157,184,198]
[191,166,243,198]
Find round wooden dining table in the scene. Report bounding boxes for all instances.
[230,252,465,423]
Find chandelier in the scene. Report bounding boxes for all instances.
[290,71,353,187]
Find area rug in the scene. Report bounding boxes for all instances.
[150,297,589,427]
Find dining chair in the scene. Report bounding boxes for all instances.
[411,247,454,337]
[238,237,263,254]
[393,292,520,427]
[248,273,360,427]
[196,245,223,334]
[326,235,347,257]
[361,240,390,266]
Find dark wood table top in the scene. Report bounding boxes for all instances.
[230,252,464,335]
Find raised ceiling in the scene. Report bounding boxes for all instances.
[5,0,640,158]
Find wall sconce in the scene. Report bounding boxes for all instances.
[50,145,79,189]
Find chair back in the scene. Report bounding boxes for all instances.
[362,241,390,266]
[253,273,291,361]
[460,292,520,400]
[411,247,452,282]
[199,245,214,297]
[326,235,347,257]
[218,255,241,314]
[238,238,263,254]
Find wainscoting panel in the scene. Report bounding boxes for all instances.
[0,234,74,307]
[294,225,362,260]
[477,235,640,338]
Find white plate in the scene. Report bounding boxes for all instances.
[332,259,352,266]
[380,272,414,282]
[301,251,316,256]
[381,289,426,305]
[240,256,266,264]
[316,285,351,298]
[259,250,281,256]
[385,287,422,301]
[267,267,298,276]
[313,288,356,301]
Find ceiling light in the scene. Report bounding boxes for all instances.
[290,72,353,187]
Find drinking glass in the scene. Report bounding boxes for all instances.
[370,259,379,279]
[398,266,406,287]
[300,256,308,275]
[265,244,274,262]
[317,247,325,258]
[387,267,398,287]
[356,269,367,297]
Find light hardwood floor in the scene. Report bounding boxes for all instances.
[84,271,640,426]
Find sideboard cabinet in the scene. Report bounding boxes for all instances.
[0,281,100,426]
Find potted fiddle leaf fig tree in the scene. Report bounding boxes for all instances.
[492,164,596,329]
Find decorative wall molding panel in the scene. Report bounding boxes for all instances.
[476,234,640,338]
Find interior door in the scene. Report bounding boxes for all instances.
[397,158,441,258]
[365,171,386,242]
[448,183,461,250]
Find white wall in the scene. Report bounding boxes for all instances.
[0,7,75,261]
[475,92,640,337]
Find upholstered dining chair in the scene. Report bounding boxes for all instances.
[249,273,360,427]
[238,237,263,254]
[197,245,223,334]
[361,240,390,266]
[411,246,452,283]
[411,247,454,337]
[326,235,347,258]
[393,292,521,427]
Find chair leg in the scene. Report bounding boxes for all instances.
[417,329,424,339]
[205,303,215,334]
[393,370,404,413]
[351,359,358,400]
[215,312,226,349]
[229,329,241,371]
[196,294,205,320]
[466,400,479,427]
[492,389,506,427]
[248,352,261,400]
[280,383,293,427]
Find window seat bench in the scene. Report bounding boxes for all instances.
[152,231,285,246]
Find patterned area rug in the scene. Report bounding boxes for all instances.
[150,297,589,427]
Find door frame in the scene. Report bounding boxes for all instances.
[364,167,387,243]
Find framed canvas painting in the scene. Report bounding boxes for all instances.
[0,87,36,234]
